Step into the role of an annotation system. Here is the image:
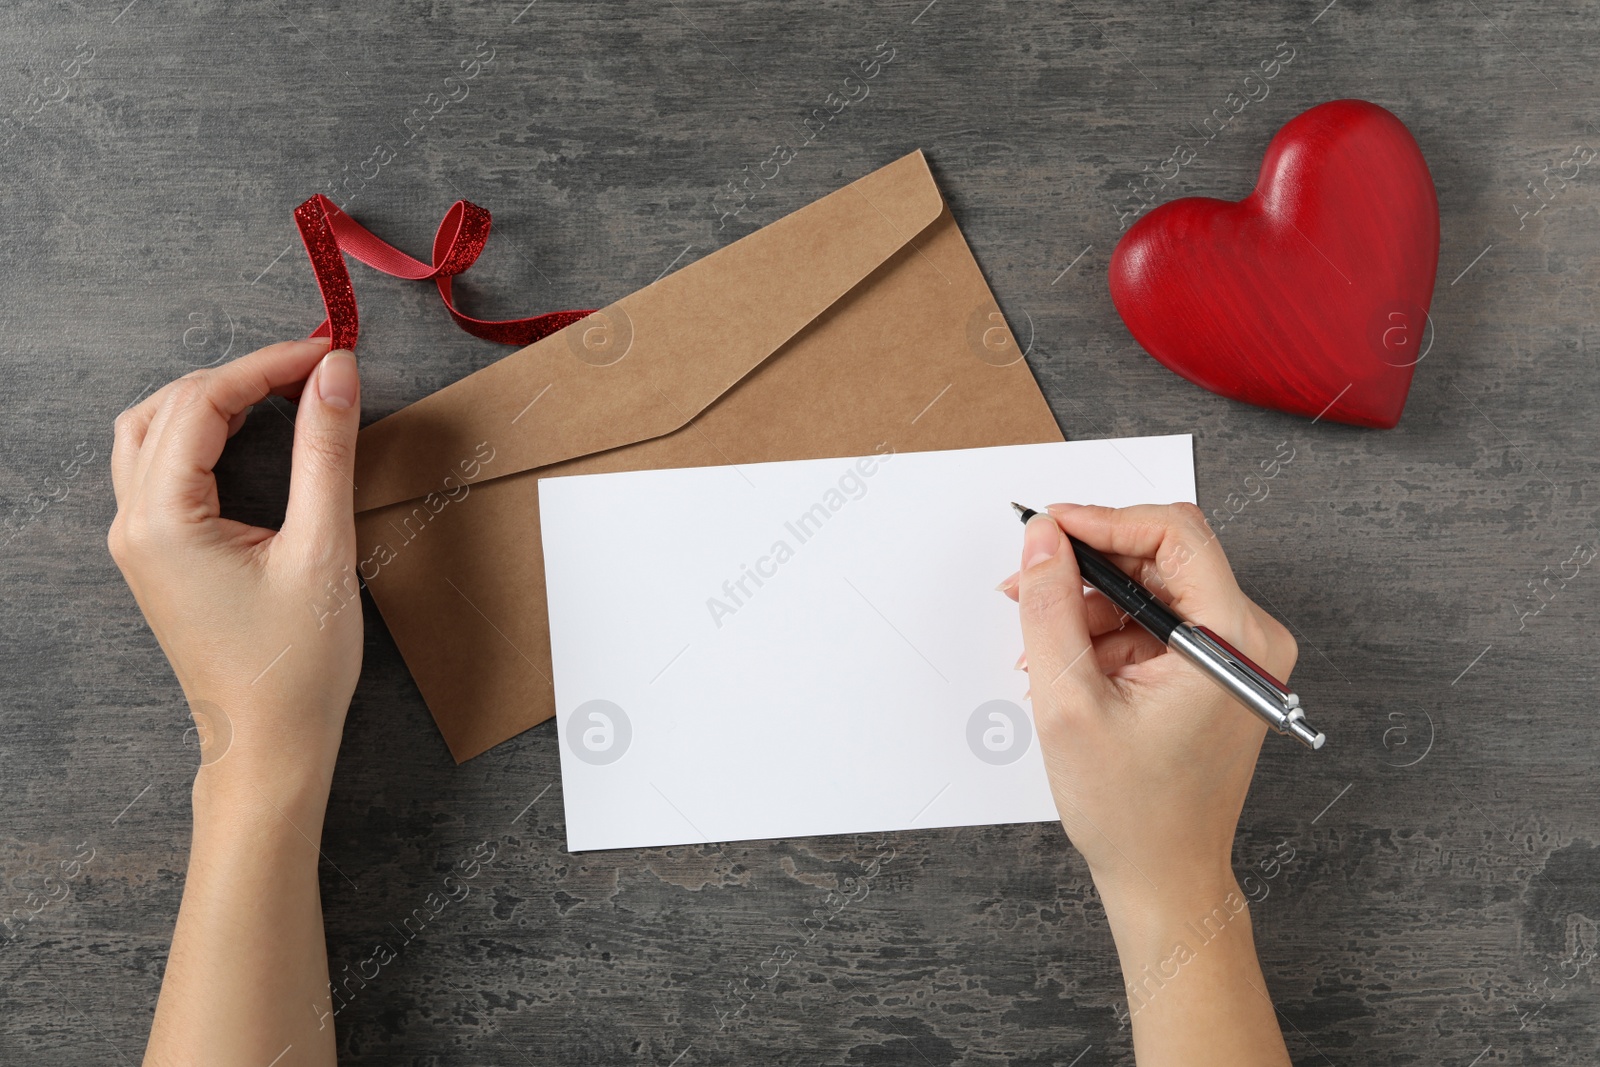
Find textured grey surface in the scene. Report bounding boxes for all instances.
[2,0,1598,1063]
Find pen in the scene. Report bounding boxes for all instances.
[1011,503,1325,750]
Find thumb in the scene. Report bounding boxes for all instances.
[1016,514,1113,709]
[282,349,360,553]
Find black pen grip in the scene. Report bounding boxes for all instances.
[1068,536,1182,643]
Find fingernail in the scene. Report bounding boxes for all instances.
[317,350,359,409]
[995,571,1020,594]
[1013,651,1028,671]
[1022,514,1060,570]
[301,336,333,348]
[1048,502,1083,515]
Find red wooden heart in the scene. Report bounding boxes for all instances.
[1108,99,1439,429]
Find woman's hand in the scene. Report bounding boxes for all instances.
[108,337,363,810]
[1003,501,1296,902]
[1002,502,1296,1066]
[112,338,362,1067]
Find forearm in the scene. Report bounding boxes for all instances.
[1099,871,1290,1067]
[145,772,338,1067]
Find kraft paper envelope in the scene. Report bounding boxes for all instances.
[352,149,1064,761]
[540,436,1197,852]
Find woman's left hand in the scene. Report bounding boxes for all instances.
[108,337,364,810]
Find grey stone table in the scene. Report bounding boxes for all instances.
[3,1,1596,1063]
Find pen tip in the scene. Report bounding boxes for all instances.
[1010,501,1028,515]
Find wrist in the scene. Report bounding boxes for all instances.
[192,758,334,839]
[1096,867,1285,1057]
[1093,863,1248,962]
[184,691,343,822]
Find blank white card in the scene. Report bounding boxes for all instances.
[539,435,1195,851]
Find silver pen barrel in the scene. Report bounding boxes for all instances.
[1167,624,1326,750]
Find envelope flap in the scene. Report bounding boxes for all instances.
[354,150,945,513]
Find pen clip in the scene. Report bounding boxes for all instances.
[1189,625,1299,711]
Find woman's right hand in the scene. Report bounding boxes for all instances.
[1001,502,1298,914]
[1003,502,1298,1065]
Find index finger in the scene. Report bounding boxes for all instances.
[132,339,334,514]
[1047,502,1245,620]
[121,339,327,449]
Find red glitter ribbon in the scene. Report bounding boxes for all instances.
[292,193,594,352]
